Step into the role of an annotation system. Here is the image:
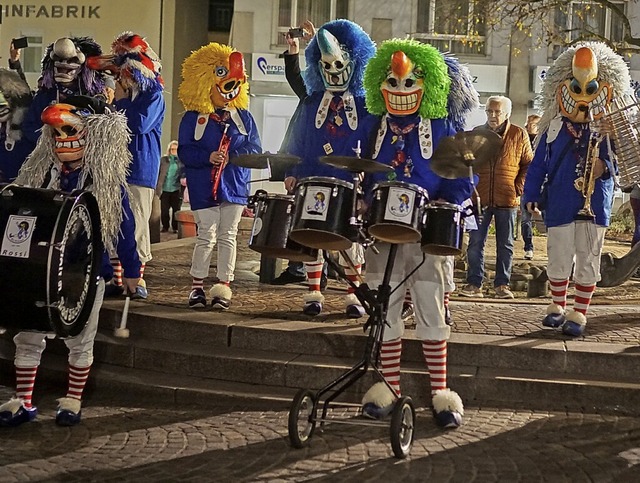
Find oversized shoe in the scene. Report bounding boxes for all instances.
[361,382,396,420]
[0,398,38,427]
[561,309,587,337]
[432,389,464,429]
[55,397,82,426]
[344,293,365,319]
[210,283,232,310]
[303,291,324,316]
[542,303,566,328]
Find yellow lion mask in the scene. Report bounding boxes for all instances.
[178,42,249,114]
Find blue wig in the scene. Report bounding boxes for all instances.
[443,55,479,132]
[303,19,375,97]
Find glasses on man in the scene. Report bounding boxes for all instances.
[485,110,503,116]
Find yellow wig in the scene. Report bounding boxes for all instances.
[178,42,249,113]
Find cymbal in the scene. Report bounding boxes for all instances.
[231,153,301,169]
[430,129,503,179]
[320,156,393,173]
[232,154,269,169]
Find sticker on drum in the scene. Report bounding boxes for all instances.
[1,215,36,258]
[300,186,331,222]
[252,217,263,237]
[384,187,416,223]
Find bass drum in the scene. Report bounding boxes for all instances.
[249,193,318,262]
[0,185,102,337]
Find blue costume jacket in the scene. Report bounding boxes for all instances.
[283,91,379,182]
[0,133,34,182]
[114,89,166,189]
[178,109,261,211]
[22,89,61,145]
[522,118,614,228]
[58,168,140,281]
[367,115,474,205]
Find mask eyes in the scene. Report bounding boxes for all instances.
[585,79,599,95]
[570,78,582,94]
[215,66,229,78]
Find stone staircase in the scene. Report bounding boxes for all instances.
[3,300,640,415]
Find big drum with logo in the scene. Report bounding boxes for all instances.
[289,177,357,251]
[0,185,102,337]
[367,181,429,244]
[249,193,318,262]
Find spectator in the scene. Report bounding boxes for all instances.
[521,113,541,260]
[0,96,140,428]
[157,140,185,233]
[178,42,261,310]
[272,20,319,287]
[8,40,28,85]
[459,95,533,299]
[0,68,33,182]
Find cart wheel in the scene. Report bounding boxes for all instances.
[390,396,415,459]
[288,389,316,448]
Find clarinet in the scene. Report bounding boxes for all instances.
[211,123,231,200]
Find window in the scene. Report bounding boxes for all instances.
[413,0,486,56]
[209,0,233,32]
[550,1,626,59]
[275,0,348,47]
[21,36,43,74]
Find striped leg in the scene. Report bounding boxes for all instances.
[422,340,447,396]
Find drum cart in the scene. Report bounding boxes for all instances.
[287,244,417,459]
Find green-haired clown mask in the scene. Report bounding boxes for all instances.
[364,39,450,119]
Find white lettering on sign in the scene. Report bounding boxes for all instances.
[1,4,101,19]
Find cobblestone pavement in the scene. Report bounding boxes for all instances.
[140,229,640,345]
[2,386,640,482]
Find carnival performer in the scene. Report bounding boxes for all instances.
[0,95,140,427]
[359,39,478,428]
[22,36,105,144]
[178,42,261,310]
[522,42,627,337]
[0,68,34,182]
[282,19,378,318]
[88,32,165,299]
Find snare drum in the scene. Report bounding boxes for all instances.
[367,181,429,244]
[0,185,102,337]
[249,193,318,262]
[420,201,464,256]
[289,177,356,251]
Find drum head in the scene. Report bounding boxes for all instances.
[50,191,102,337]
[421,244,462,256]
[289,229,353,251]
[368,223,421,244]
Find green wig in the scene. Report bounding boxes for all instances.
[364,39,450,119]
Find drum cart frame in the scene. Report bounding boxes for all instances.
[287,244,418,459]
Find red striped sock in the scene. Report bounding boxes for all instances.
[444,292,450,309]
[15,366,38,408]
[66,364,91,400]
[380,338,402,397]
[344,264,361,294]
[191,278,204,290]
[404,289,412,305]
[111,258,123,286]
[305,262,323,292]
[549,278,569,308]
[422,340,448,395]
[139,263,145,278]
[573,283,596,316]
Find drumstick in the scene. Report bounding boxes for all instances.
[113,295,131,338]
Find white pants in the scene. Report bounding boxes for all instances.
[366,243,451,342]
[547,222,606,285]
[14,279,105,368]
[190,203,245,282]
[129,185,155,264]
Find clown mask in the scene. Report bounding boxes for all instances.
[209,51,247,109]
[41,103,88,165]
[557,46,611,123]
[381,51,424,116]
[317,28,354,92]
